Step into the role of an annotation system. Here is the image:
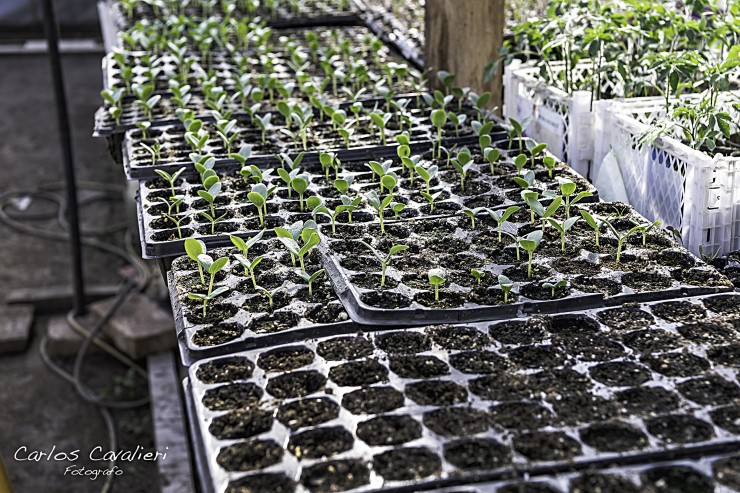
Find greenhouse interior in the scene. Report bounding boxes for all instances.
[1,0,740,492]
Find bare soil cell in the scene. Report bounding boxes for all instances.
[713,455,740,490]
[507,344,566,369]
[423,407,490,437]
[702,294,740,315]
[621,271,672,291]
[710,405,740,433]
[549,314,601,335]
[360,290,412,309]
[646,415,715,444]
[554,393,619,425]
[216,439,283,472]
[287,426,354,459]
[489,402,554,430]
[589,361,651,387]
[571,275,622,296]
[328,359,388,386]
[276,398,339,430]
[615,386,681,416]
[196,356,254,383]
[443,438,511,470]
[316,336,374,361]
[579,422,648,452]
[257,345,315,372]
[596,306,655,330]
[569,472,640,493]
[414,290,467,308]
[640,351,709,377]
[192,323,244,347]
[376,331,431,354]
[427,325,490,349]
[266,370,326,399]
[202,383,263,411]
[389,355,449,379]
[620,329,683,353]
[226,473,295,493]
[529,368,593,395]
[651,300,707,322]
[641,466,715,493]
[405,380,468,406]
[556,335,625,362]
[209,408,274,440]
[513,431,582,461]
[677,320,739,345]
[489,318,548,345]
[355,414,422,446]
[677,374,740,405]
[300,459,369,493]
[341,386,405,415]
[469,374,536,401]
[449,351,510,374]
[372,447,441,481]
[707,343,740,368]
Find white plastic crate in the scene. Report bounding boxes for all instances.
[595,96,740,257]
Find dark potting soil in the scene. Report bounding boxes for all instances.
[620,329,683,353]
[646,415,715,444]
[653,249,697,269]
[677,374,740,405]
[405,380,469,406]
[202,383,263,411]
[372,447,442,481]
[287,426,354,459]
[497,483,560,493]
[571,275,622,296]
[186,302,239,326]
[519,282,571,301]
[316,336,375,361]
[489,318,549,345]
[589,361,651,387]
[512,431,581,461]
[427,325,491,349]
[265,370,326,399]
[548,314,600,335]
[651,300,707,322]
[209,408,274,440]
[702,294,740,315]
[615,386,681,416]
[469,374,536,401]
[529,368,592,395]
[569,472,640,493]
[192,323,244,347]
[713,455,740,490]
[449,350,510,374]
[389,355,449,379]
[707,343,740,367]
[641,351,710,377]
[349,272,400,290]
[257,345,315,372]
[360,290,413,309]
[507,344,566,369]
[423,406,490,437]
[557,334,627,362]
[196,356,254,383]
[641,466,715,493]
[276,397,339,430]
[226,473,296,493]
[553,393,619,425]
[621,271,672,291]
[300,459,370,493]
[578,422,648,452]
[596,306,655,330]
[249,311,301,334]
[414,290,467,308]
[488,402,554,430]
[710,405,740,434]
[328,359,388,386]
[677,320,739,345]
[375,331,431,354]
[216,439,283,472]
[341,386,405,415]
[443,438,511,470]
[355,414,422,446]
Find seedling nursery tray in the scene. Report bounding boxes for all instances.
[320,201,733,326]
[168,244,357,365]
[136,153,595,259]
[183,292,740,493]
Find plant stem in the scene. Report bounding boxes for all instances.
[434,284,439,301]
[527,252,533,278]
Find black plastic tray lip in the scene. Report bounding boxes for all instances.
[168,271,359,367]
[122,131,504,181]
[183,378,216,493]
[359,10,423,70]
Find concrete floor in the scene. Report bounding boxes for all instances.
[0,52,158,492]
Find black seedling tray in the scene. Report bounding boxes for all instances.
[184,293,740,493]
[320,201,733,326]
[359,4,424,69]
[136,148,595,259]
[167,244,357,365]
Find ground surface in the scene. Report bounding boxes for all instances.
[0,52,158,493]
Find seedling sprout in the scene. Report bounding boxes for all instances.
[428,268,447,302]
[359,241,408,288]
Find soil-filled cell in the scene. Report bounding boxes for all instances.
[276,397,340,430]
[287,426,354,459]
[356,414,422,446]
[443,438,511,470]
[450,350,509,374]
[640,466,714,493]
[209,408,274,440]
[596,306,655,331]
[376,331,431,354]
[428,325,490,349]
[423,407,490,437]
[257,345,315,372]
[589,361,651,387]
[266,370,326,399]
[316,336,374,361]
[405,380,468,406]
[341,386,405,415]
[489,402,554,430]
[646,415,715,444]
[300,459,370,493]
[196,357,254,384]
[216,440,283,472]
[513,431,582,461]
[202,383,263,411]
[328,359,388,387]
[389,354,449,379]
[226,473,296,493]
[372,447,442,481]
[579,422,648,451]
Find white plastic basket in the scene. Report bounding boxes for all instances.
[595,96,740,257]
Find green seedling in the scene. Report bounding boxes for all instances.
[140,142,161,165]
[340,196,363,223]
[185,238,207,285]
[635,220,661,247]
[215,118,239,154]
[488,206,521,242]
[448,112,467,137]
[559,179,593,218]
[255,285,285,311]
[542,279,568,298]
[390,202,406,219]
[519,230,543,278]
[313,202,350,235]
[291,176,309,211]
[157,196,186,238]
[415,163,439,194]
[255,113,272,144]
[431,109,447,159]
[247,183,277,227]
[470,91,492,119]
[229,228,265,259]
[136,121,151,140]
[277,230,320,273]
[187,253,229,316]
[365,190,393,234]
[274,221,318,267]
[507,117,531,151]
[579,210,606,247]
[527,196,563,231]
[298,269,325,297]
[235,254,263,288]
[428,268,447,302]
[198,178,226,234]
[514,153,528,175]
[334,176,354,195]
[513,170,536,190]
[606,221,643,265]
[452,149,474,190]
[462,207,486,229]
[320,152,338,180]
[498,275,514,303]
[155,167,186,203]
[421,191,443,213]
[484,147,501,175]
[547,217,580,252]
[277,168,301,199]
[366,160,396,191]
[359,241,408,288]
[471,269,486,285]
[370,112,392,145]
[543,156,557,178]
[527,141,548,168]
[185,120,209,153]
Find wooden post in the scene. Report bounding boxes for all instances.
[425,0,505,112]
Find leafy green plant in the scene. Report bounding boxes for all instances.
[488,206,521,241]
[421,191,443,213]
[560,179,593,218]
[519,230,543,278]
[235,255,263,288]
[635,220,661,247]
[187,254,229,316]
[428,268,447,301]
[157,196,186,238]
[365,190,393,234]
[542,279,568,298]
[498,275,514,303]
[452,149,474,190]
[274,221,317,267]
[414,163,438,194]
[185,238,207,285]
[431,109,447,159]
[370,112,392,145]
[291,175,309,211]
[154,167,186,205]
[471,269,486,285]
[543,156,557,178]
[359,241,408,288]
[229,230,265,260]
[514,153,528,176]
[507,117,531,151]
[277,230,320,273]
[547,217,580,252]
[513,170,536,190]
[527,141,548,168]
[527,196,562,231]
[255,285,285,311]
[198,177,226,234]
[247,183,277,227]
[462,207,486,229]
[298,269,326,297]
[579,210,606,247]
[484,147,501,175]
[606,221,642,264]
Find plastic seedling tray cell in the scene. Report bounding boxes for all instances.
[320,201,733,326]
[184,293,740,493]
[136,148,594,259]
[358,0,425,69]
[167,245,356,365]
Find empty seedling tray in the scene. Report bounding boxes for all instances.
[183,292,740,493]
[319,201,733,326]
